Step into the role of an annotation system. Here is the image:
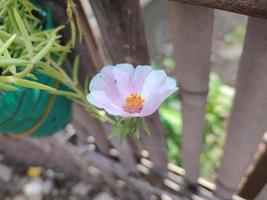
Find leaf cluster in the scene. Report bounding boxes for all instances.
[108,117,150,144]
[0,0,155,141]
[0,0,71,91]
[0,0,114,124]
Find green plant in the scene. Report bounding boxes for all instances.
[160,73,235,181]
[0,1,235,170]
[0,0,163,140]
[201,73,234,180]
[0,0,112,124]
[224,26,246,45]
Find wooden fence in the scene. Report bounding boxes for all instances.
[1,0,267,199]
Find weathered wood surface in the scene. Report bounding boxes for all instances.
[169,2,213,184]
[101,123,138,172]
[89,0,169,171]
[89,0,149,65]
[171,0,267,19]
[38,1,125,193]
[5,1,266,199]
[86,151,183,200]
[41,0,115,155]
[40,0,101,81]
[141,113,169,171]
[75,1,105,70]
[0,135,95,181]
[256,185,267,200]
[88,0,143,171]
[215,17,267,199]
[238,143,267,200]
[76,0,139,173]
[72,104,112,154]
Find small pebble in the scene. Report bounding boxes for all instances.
[13,195,26,200]
[93,192,114,200]
[72,181,91,197]
[0,164,12,182]
[42,180,53,194]
[23,178,43,200]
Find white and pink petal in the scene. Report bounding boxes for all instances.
[132,65,153,93]
[87,91,125,116]
[87,64,178,118]
[141,70,167,99]
[89,65,124,106]
[113,63,135,98]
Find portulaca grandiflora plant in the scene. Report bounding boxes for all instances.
[0,0,178,142]
[87,64,178,141]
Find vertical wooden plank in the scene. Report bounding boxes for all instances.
[75,1,105,70]
[69,25,118,170]
[215,17,267,199]
[142,113,169,171]
[256,185,267,200]
[75,2,138,168]
[42,0,114,155]
[77,2,136,171]
[89,0,169,170]
[88,0,149,65]
[39,1,121,193]
[70,4,126,195]
[169,2,214,185]
[238,142,267,200]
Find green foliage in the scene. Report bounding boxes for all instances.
[160,73,235,181]
[0,0,113,124]
[201,73,234,180]
[0,1,236,158]
[0,0,75,137]
[224,26,246,45]
[0,0,70,87]
[108,118,150,144]
[163,57,176,70]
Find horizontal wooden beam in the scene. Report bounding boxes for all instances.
[170,0,267,19]
[0,135,96,181]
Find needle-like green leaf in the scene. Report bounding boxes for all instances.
[12,78,57,91]
[50,90,80,99]
[36,62,63,82]
[0,82,17,91]
[32,34,56,63]
[141,118,151,135]
[0,34,16,54]
[73,55,80,85]
[0,31,24,45]
[0,58,31,66]
[13,7,29,37]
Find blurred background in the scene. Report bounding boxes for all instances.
[0,0,258,200]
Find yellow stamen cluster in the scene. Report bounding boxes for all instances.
[124,92,145,113]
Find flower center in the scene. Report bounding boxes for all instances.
[124,92,145,113]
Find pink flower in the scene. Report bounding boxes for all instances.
[87,64,178,118]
